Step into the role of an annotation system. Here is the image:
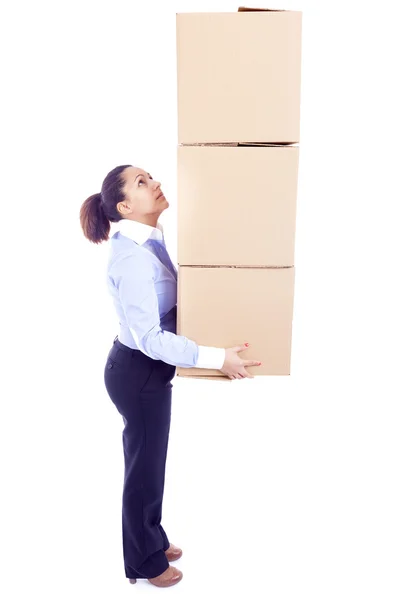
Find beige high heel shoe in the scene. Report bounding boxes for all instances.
[129,565,183,587]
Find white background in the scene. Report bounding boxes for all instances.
[1,0,399,598]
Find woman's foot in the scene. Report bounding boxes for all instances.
[165,543,182,561]
[129,565,183,587]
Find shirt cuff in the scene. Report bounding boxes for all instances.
[195,346,226,370]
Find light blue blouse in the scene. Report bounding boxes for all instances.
[106,218,225,369]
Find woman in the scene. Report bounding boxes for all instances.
[79,164,262,587]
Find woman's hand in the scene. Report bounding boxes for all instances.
[219,344,262,380]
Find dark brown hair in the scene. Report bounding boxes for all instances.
[79,164,133,244]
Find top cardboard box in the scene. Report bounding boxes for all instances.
[176,7,302,144]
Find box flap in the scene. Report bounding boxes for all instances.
[238,6,285,11]
[179,142,296,147]
[237,142,296,146]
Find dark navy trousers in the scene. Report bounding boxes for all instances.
[103,336,176,580]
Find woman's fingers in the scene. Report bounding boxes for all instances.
[244,360,261,366]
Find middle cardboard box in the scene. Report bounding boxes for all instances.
[176,143,299,379]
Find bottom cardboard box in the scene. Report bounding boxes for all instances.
[176,265,295,379]
[176,374,231,381]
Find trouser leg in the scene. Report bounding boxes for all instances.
[121,386,172,578]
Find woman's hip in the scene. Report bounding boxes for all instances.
[103,336,176,410]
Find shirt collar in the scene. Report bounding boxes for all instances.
[117,218,164,246]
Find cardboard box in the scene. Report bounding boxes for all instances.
[176,7,302,144]
[176,265,295,379]
[177,144,299,267]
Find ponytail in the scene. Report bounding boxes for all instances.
[79,192,111,244]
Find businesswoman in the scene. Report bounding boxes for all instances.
[79,164,261,588]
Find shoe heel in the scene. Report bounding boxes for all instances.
[129,578,137,584]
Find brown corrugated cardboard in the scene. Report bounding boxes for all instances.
[176,7,302,144]
[177,144,299,267]
[176,266,295,379]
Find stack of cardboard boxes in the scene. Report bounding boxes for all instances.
[175,7,302,380]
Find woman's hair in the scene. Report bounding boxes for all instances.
[80,164,133,244]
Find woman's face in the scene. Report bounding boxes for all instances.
[118,165,169,223]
